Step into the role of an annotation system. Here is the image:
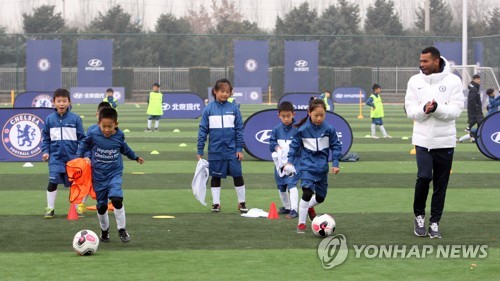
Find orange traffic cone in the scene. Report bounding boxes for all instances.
[67,204,79,220]
[267,202,279,220]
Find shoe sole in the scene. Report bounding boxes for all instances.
[296,230,305,234]
[121,239,131,243]
[44,216,54,219]
[100,238,110,243]
[414,230,427,237]
[429,234,441,239]
[211,209,220,212]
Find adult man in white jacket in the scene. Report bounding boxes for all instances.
[405,47,464,239]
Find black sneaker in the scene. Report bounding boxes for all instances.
[278,207,290,214]
[428,222,441,239]
[212,204,221,212]
[414,215,426,237]
[308,207,316,220]
[118,228,131,243]
[100,228,110,243]
[238,202,248,213]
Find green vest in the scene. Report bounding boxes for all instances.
[228,97,235,103]
[322,95,331,110]
[147,91,163,116]
[103,97,118,108]
[370,94,384,118]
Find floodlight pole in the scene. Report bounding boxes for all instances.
[462,0,467,66]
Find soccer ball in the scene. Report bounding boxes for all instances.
[311,214,336,237]
[72,230,99,256]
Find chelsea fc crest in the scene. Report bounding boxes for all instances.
[32,94,53,108]
[245,59,258,72]
[2,113,44,158]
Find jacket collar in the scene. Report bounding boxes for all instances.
[420,56,451,84]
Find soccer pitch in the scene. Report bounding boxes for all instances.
[0,103,498,281]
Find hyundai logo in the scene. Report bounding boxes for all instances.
[491,132,500,144]
[88,59,103,67]
[73,93,84,99]
[295,60,308,67]
[255,129,272,144]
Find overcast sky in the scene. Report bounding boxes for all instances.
[1,0,498,33]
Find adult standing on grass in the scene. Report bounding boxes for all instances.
[145,82,163,132]
[466,74,483,132]
[405,46,464,239]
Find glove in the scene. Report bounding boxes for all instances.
[283,164,296,176]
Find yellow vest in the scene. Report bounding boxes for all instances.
[147,91,163,116]
[370,94,384,118]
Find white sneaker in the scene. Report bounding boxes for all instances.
[371,135,379,139]
[383,135,392,138]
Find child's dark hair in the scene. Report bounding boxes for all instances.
[486,88,494,96]
[277,101,294,113]
[97,101,112,112]
[295,98,327,128]
[211,78,233,98]
[53,88,71,102]
[372,84,381,91]
[98,107,118,122]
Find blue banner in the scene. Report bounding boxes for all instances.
[278,93,333,111]
[476,111,500,160]
[26,40,61,91]
[14,92,53,108]
[284,41,319,93]
[434,42,461,65]
[243,109,352,161]
[332,87,366,104]
[0,108,54,162]
[70,87,125,104]
[77,40,113,87]
[161,92,205,119]
[208,87,262,104]
[234,40,269,91]
[473,42,484,66]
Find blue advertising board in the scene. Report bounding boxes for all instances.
[278,93,333,111]
[0,108,54,162]
[14,92,53,108]
[161,92,205,119]
[284,41,319,93]
[332,87,366,104]
[77,40,113,87]
[476,111,500,160]
[234,40,269,91]
[26,40,61,91]
[207,87,262,104]
[70,87,125,104]
[243,109,352,161]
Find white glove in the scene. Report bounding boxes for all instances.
[283,164,296,176]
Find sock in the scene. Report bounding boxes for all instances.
[97,211,110,231]
[147,120,152,129]
[279,191,290,209]
[81,194,89,204]
[459,134,470,142]
[154,120,160,129]
[235,185,246,203]
[211,187,221,205]
[298,199,309,225]
[379,125,388,136]
[289,187,299,211]
[308,195,319,208]
[114,206,126,230]
[47,190,57,209]
[371,124,376,136]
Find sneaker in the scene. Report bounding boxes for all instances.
[428,222,441,239]
[278,207,290,214]
[77,203,86,217]
[308,207,316,221]
[413,215,426,237]
[371,135,380,139]
[211,204,221,212]
[465,127,470,132]
[144,128,152,132]
[100,228,110,243]
[297,223,306,234]
[383,135,392,138]
[286,209,298,219]
[118,228,131,243]
[238,202,248,213]
[44,207,54,219]
[153,128,159,132]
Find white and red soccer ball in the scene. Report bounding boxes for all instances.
[311,214,336,237]
[72,230,99,256]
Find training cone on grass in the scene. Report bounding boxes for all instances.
[267,202,279,220]
[67,204,79,221]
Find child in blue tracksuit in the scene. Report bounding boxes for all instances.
[486,88,500,115]
[197,78,248,213]
[41,89,85,219]
[269,101,300,218]
[285,98,342,234]
[77,108,144,243]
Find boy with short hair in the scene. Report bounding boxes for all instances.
[145,83,163,132]
[41,88,85,218]
[486,88,500,116]
[77,108,144,243]
[366,84,391,138]
[269,101,300,218]
[103,88,117,109]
